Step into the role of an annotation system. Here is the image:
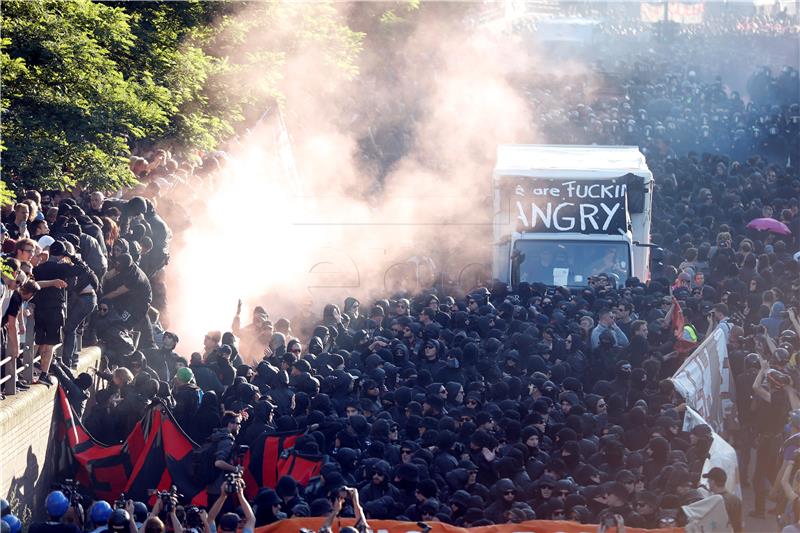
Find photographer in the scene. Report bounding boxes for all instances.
[207,481,255,533]
[28,491,82,533]
[208,412,243,503]
[138,491,182,533]
[319,487,369,533]
[596,512,626,533]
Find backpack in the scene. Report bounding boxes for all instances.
[191,440,219,485]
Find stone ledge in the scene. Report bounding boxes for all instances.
[1,345,102,525]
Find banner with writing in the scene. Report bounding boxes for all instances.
[506,178,629,235]
[255,517,683,533]
[670,326,732,433]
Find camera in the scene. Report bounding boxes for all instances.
[224,471,242,494]
[185,506,204,529]
[114,493,127,510]
[53,478,82,507]
[151,485,182,513]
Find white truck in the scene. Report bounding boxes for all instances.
[492,144,654,288]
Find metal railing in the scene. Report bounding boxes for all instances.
[2,312,61,397]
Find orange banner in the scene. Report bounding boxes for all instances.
[255,517,683,533]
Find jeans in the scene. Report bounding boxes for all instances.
[63,292,97,365]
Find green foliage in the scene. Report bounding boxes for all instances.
[1,0,363,192]
[1,0,169,191]
[0,181,16,207]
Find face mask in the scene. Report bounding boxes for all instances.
[447,358,460,368]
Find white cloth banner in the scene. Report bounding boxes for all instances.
[641,2,705,24]
[682,494,732,532]
[683,406,742,499]
[670,326,733,433]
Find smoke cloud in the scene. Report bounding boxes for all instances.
[165,4,573,344]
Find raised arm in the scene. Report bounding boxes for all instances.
[752,358,771,403]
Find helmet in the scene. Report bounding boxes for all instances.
[744,352,761,370]
[767,369,791,389]
[773,347,790,365]
[108,509,130,532]
[132,502,148,523]
[90,501,113,525]
[1,516,20,533]
[45,490,70,518]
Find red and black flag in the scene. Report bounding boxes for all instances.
[56,387,206,505]
[124,408,209,507]
[241,431,324,499]
[56,386,316,507]
[55,386,136,501]
[277,449,323,487]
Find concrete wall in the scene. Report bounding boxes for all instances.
[0,348,100,524]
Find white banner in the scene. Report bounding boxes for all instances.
[641,2,705,24]
[670,326,732,433]
[683,406,742,499]
[682,494,732,532]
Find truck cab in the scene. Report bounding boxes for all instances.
[492,144,653,289]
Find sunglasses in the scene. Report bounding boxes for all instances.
[504,490,515,495]
[467,399,478,405]
[401,449,412,454]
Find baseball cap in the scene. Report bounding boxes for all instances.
[37,235,55,249]
[702,467,727,485]
[175,367,195,384]
[218,513,240,532]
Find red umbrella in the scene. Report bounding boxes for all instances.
[746,217,792,235]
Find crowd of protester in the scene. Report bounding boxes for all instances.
[3,11,800,533]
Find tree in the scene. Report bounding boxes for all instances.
[1,0,363,192]
[1,0,172,191]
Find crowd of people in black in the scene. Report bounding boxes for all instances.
[2,10,800,533]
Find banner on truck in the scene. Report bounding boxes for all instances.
[670,326,732,433]
[508,178,629,235]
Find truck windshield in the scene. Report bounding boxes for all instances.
[511,240,630,287]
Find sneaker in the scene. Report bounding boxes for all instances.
[16,381,30,390]
[36,373,53,386]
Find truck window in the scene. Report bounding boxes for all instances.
[511,240,630,288]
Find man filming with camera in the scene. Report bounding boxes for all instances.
[318,487,369,533]
[207,412,244,504]
[207,480,255,533]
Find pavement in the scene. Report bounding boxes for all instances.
[741,484,782,532]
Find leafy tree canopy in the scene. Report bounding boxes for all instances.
[1,0,363,192]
